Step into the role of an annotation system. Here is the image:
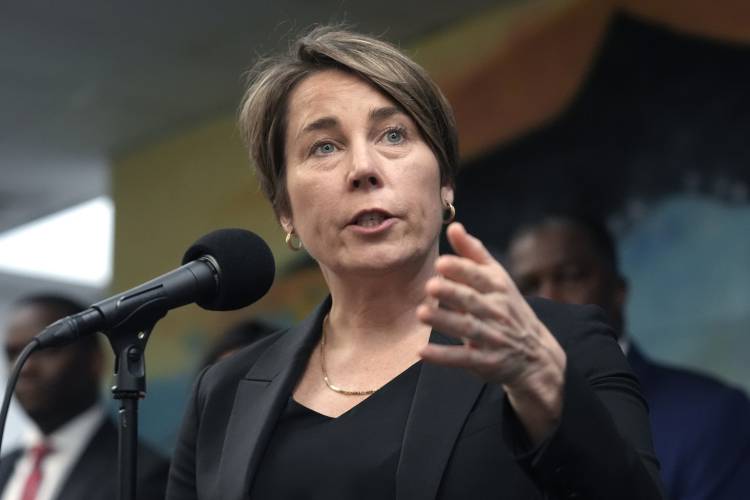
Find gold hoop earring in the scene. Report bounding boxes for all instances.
[442,201,456,225]
[285,230,303,251]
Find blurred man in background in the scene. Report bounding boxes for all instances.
[506,213,750,500]
[0,294,168,500]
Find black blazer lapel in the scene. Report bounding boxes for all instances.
[396,332,485,500]
[216,298,330,500]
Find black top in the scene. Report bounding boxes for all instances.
[249,362,422,499]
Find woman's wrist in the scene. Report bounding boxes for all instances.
[504,343,566,445]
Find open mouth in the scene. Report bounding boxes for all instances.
[348,209,396,232]
[354,212,390,227]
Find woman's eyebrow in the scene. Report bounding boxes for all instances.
[369,106,403,122]
[300,116,339,136]
[297,107,404,139]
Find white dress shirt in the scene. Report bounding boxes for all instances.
[0,356,29,454]
[1,404,106,500]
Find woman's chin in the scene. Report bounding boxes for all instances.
[332,245,433,277]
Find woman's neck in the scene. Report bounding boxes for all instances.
[321,249,438,351]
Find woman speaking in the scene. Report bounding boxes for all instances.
[167,27,663,500]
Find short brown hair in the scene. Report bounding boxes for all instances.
[238,26,458,217]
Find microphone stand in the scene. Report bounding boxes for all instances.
[103,298,167,500]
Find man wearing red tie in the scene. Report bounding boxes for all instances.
[0,294,168,500]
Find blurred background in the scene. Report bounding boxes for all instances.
[1,0,748,454]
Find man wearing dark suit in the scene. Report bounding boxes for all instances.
[506,214,750,500]
[0,294,168,500]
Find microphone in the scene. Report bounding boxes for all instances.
[34,228,275,349]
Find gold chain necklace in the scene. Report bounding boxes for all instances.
[320,317,376,396]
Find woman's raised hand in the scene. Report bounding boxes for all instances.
[418,222,567,443]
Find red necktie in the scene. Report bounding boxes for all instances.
[20,443,53,500]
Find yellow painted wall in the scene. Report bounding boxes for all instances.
[112,115,301,376]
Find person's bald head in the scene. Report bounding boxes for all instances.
[507,215,627,335]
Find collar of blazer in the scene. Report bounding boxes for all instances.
[216,296,486,500]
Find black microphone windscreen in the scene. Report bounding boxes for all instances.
[182,228,275,311]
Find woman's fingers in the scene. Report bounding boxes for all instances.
[417,303,511,349]
[424,274,526,331]
[445,223,495,265]
[426,276,492,316]
[442,223,519,295]
[435,255,505,294]
[419,342,533,384]
[419,343,480,370]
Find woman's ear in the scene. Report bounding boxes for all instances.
[279,214,293,234]
[441,185,454,205]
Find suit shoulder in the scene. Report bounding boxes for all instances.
[527,297,630,381]
[198,328,288,392]
[640,355,750,411]
[527,296,616,345]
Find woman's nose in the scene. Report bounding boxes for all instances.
[347,143,383,190]
[351,175,379,189]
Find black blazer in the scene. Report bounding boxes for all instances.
[167,297,663,500]
[0,417,169,500]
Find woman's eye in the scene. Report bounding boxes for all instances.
[384,128,406,144]
[313,142,337,155]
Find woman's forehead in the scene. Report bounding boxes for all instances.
[291,69,387,105]
[286,70,404,135]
